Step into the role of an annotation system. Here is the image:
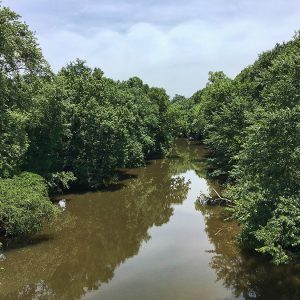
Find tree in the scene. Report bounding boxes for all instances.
[0,5,49,178]
[190,33,300,263]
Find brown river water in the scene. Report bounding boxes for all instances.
[1,139,300,300]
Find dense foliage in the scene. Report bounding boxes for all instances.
[170,92,202,138]
[25,61,174,188]
[176,33,300,264]
[0,172,58,237]
[0,5,175,238]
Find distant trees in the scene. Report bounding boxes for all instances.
[182,33,300,264]
[169,94,200,138]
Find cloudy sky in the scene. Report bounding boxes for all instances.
[3,0,300,96]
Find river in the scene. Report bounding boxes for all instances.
[0,139,300,300]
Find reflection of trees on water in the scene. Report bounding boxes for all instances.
[170,139,221,197]
[168,139,208,176]
[0,158,190,300]
[197,204,300,300]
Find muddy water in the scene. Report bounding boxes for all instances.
[1,139,300,300]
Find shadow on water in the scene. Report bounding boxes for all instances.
[196,204,300,300]
[54,170,140,196]
[1,235,55,252]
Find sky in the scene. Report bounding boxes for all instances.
[3,0,300,96]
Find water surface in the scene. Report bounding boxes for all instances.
[1,139,300,300]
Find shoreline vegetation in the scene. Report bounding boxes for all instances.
[171,33,300,264]
[0,4,299,265]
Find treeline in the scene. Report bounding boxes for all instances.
[0,6,175,238]
[171,33,300,264]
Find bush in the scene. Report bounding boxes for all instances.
[46,171,77,194]
[0,172,59,237]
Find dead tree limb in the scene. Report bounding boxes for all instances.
[197,188,234,207]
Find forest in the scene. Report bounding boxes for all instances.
[0,5,299,265]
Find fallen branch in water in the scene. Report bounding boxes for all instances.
[197,188,234,207]
[212,188,233,207]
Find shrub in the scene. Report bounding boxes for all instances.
[0,172,59,237]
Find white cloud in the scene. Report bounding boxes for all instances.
[3,0,300,96]
[39,20,296,96]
